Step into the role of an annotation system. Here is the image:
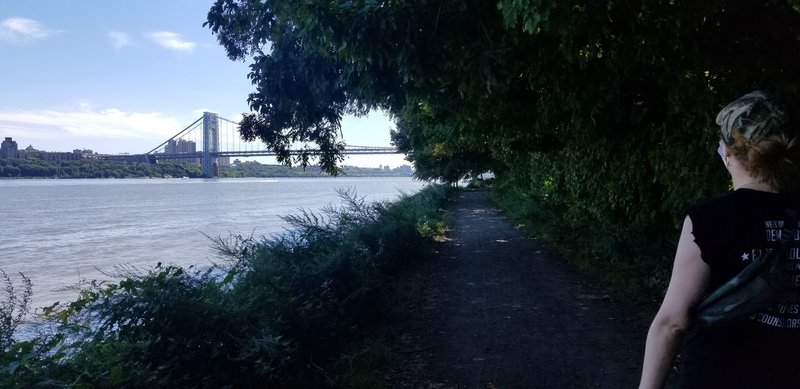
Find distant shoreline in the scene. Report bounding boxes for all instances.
[0,174,414,180]
[0,158,414,179]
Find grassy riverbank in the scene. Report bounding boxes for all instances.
[0,185,451,387]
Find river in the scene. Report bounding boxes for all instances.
[0,177,426,310]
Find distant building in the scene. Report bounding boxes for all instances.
[39,151,81,161]
[16,145,81,161]
[176,139,193,154]
[73,149,95,159]
[177,139,199,164]
[165,139,200,164]
[165,140,178,154]
[1,139,98,161]
[394,165,414,175]
[0,137,18,158]
[17,145,38,159]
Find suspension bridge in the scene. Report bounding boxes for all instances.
[98,112,400,177]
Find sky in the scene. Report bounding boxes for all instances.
[0,1,408,168]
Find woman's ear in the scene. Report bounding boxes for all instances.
[720,141,732,158]
[717,140,732,168]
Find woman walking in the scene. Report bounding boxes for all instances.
[640,91,800,388]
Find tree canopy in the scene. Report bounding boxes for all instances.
[206,0,800,228]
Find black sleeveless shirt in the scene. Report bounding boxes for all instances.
[679,189,800,388]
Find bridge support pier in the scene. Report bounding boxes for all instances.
[202,112,219,178]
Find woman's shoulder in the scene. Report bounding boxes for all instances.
[688,191,738,218]
[688,189,799,220]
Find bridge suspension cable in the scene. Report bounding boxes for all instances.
[145,116,203,155]
[101,112,400,177]
[218,116,239,125]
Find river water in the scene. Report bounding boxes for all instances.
[0,177,426,310]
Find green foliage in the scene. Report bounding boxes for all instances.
[334,337,391,389]
[492,176,674,301]
[206,0,800,293]
[497,0,557,33]
[0,271,67,388]
[391,101,494,183]
[0,333,67,388]
[0,271,31,354]
[0,185,451,387]
[219,160,414,178]
[0,158,202,179]
[0,157,413,179]
[416,216,447,240]
[206,0,510,174]
[466,176,494,189]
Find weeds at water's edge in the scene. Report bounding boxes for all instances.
[0,270,31,353]
[0,184,453,387]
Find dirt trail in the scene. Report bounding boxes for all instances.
[387,190,648,388]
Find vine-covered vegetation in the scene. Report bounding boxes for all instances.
[0,185,449,387]
[205,0,800,295]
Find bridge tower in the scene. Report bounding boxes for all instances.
[202,112,219,178]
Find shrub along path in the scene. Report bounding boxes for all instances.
[386,190,649,388]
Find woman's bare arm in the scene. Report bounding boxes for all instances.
[639,216,710,389]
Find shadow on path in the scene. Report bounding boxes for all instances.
[387,190,646,388]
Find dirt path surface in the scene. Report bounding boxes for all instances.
[387,190,649,388]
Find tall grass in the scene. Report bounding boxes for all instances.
[0,270,31,354]
[0,184,450,387]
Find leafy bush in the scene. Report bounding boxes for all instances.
[0,184,450,387]
[466,176,494,189]
[491,178,674,302]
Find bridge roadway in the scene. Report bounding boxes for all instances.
[96,112,401,176]
[97,146,401,170]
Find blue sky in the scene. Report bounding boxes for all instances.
[0,1,406,167]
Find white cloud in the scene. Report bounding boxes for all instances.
[0,17,60,44]
[108,31,133,49]
[225,113,245,123]
[0,107,183,153]
[146,31,196,52]
[191,107,213,117]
